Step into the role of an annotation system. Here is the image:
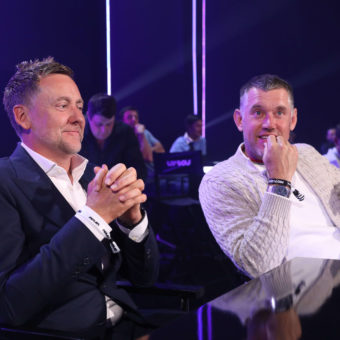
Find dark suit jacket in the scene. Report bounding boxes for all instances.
[80,121,147,180]
[0,144,159,335]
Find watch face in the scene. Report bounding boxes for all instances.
[271,185,290,197]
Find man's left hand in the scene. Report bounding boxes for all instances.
[94,164,145,226]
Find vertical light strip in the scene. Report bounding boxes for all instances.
[192,0,198,115]
[106,0,112,95]
[202,0,206,137]
[197,305,204,340]
[207,304,212,340]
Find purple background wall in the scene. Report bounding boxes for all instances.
[0,0,106,156]
[1,0,340,162]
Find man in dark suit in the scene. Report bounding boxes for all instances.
[81,94,147,181]
[0,57,159,339]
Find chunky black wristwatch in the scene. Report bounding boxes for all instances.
[267,184,291,198]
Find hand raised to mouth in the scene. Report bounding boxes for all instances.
[263,135,298,181]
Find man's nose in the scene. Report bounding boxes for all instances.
[262,113,275,129]
[101,126,109,134]
[70,105,84,123]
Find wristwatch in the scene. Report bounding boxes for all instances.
[267,184,291,198]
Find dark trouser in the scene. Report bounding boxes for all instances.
[104,316,153,340]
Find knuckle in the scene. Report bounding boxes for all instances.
[111,163,126,174]
[127,167,137,177]
[117,163,127,170]
[136,179,144,187]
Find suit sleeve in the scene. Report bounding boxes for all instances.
[112,224,159,287]
[0,182,107,325]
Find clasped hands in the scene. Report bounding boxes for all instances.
[263,135,298,182]
[86,163,146,225]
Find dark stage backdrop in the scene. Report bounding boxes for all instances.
[110,1,193,153]
[0,0,106,157]
[1,0,340,162]
[109,0,340,162]
[205,0,340,162]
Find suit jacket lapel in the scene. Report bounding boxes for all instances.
[10,144,91,228]
[79,162,94,190]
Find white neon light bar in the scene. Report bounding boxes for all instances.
[106,0,112,95]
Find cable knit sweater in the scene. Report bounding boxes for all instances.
[199,143,340,278]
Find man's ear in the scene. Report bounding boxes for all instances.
[234,109,243,132]
[290,108,298,131]
[13,105,31,131]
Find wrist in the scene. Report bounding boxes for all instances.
[117,208,145,229]
[268,178,292,189]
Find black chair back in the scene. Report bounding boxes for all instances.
[153,151,203,199]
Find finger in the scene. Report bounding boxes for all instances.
[114,179,145,195]
[121,193,147,206]
[105,163,127,186]
[111,167,137,191]
[276,135,284,146]
[94,164,108,175]
[93,167,108,192]
[118,188,143,202]
[266,135,276,148]
[93,166,101,175]
[263,141,268,157]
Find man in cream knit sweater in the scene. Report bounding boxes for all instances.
[199,74,340,278]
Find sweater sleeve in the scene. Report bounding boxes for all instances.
[199,162,292,278]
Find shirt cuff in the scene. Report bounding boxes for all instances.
[75,205,112,242]
[116,211,149,243]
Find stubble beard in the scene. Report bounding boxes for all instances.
[244,140,264,162]
[60,131,83,155]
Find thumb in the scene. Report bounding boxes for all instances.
[263,142,268,157]
[94,166,101,175]
[94,164,108,174]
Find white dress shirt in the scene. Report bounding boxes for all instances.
[21,142,148,325]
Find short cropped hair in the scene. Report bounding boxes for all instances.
[240,74,294,108]
[3,57,73,136]
[118,106,138,121]
[87,93,117,119]
[185,114,201,130]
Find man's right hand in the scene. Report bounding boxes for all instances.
[135,123,145,134]
[263,135,298,181]
[86,164,146,224]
